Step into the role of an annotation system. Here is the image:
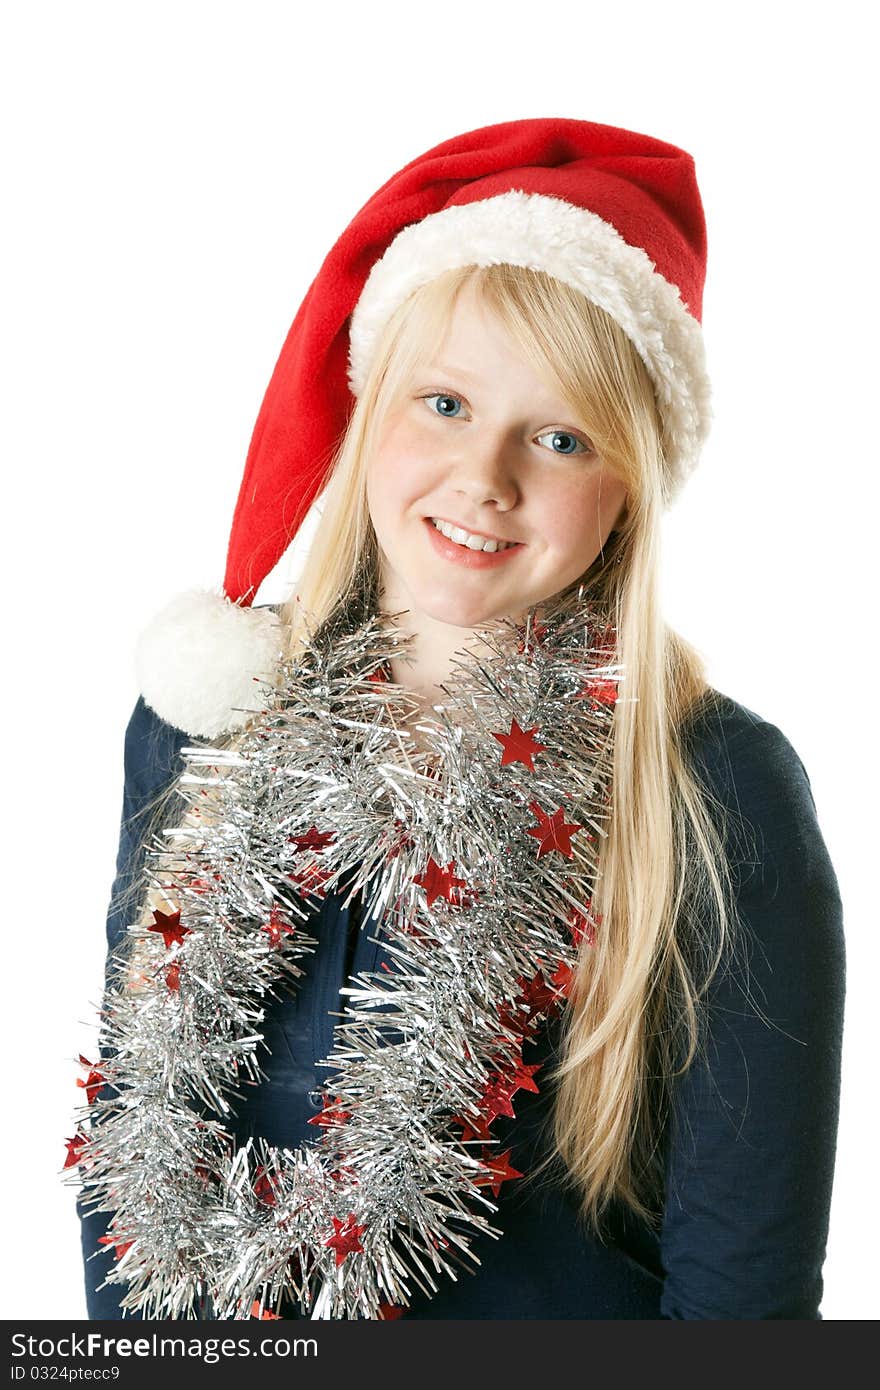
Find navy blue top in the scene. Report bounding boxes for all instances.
[77,686,845,1320]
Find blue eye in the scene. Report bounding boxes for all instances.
[422,392,464,418]
[420,391,593,456]
[536,429,590,457]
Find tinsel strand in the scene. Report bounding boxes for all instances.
[66,590,622,1319]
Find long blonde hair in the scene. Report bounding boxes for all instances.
[128,262,739,1237]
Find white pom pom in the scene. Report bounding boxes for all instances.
[134,588,284,738]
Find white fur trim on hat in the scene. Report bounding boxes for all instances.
[134,589,284,739]
[346,190,711,500]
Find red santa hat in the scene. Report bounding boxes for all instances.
[136,116,710,738]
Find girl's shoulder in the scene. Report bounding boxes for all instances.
[679,687,840,907]
[123,691,190,794]
[681,685,814,801]
[681,684,804,766]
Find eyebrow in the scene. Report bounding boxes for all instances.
[421,364,484,383]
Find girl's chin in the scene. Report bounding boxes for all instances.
[406,588,529,630]
[378,559,543,629]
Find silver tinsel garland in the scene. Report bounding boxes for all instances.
[66,589,622,1320]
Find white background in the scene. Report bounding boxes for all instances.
[2,0,875,1320]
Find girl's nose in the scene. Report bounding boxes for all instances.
[451,436,519,510]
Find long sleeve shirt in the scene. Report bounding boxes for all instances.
[77,685,845,1319]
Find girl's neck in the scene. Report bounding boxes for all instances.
[383,605,495,714]
[376,574,524,716]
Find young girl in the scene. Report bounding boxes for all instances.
[67,116,845,1321]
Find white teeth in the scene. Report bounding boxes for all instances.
[431,518,513,553]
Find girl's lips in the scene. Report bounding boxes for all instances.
[423,517,524,569]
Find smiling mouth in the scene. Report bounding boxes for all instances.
[429,517,520,553]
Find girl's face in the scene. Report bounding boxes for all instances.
[365,282,628,631]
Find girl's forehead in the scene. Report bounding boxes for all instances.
[408,300,556,382]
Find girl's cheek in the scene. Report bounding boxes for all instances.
[553,476,619,535]
[540,490,596,543]
[383,443,443,498]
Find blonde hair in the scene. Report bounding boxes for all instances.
[125,262,740,1237]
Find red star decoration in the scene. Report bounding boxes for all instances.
[550,960,576,1000]
[377,1303,405,1320]
[496,1001,537,1042]
[76,1056,105,1105]
[288,863,331,897]
[510,1060,542,1095]
[488,1033,524,1072]
[289,826,335,853]
[456,885,481,910]
[63,1133,89,1169]
[324,1214,366,1267]
[307,1096,351,1129]
[479,1077,519,1122]
[262,905,296,948]
[517,970,563,1020]
[253,1166,278,1206]
[148,907,190,950]
[567,907,598,948]
[452,1112,493,1143]
[491,718,546,772]
[165,961,180,992]
[476,1147,523,1197]
[577,677,619,705]
[250,1301,280,1319]
[525,802,583,859]
[412,857,467,907]
[98,1231,133,1261]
